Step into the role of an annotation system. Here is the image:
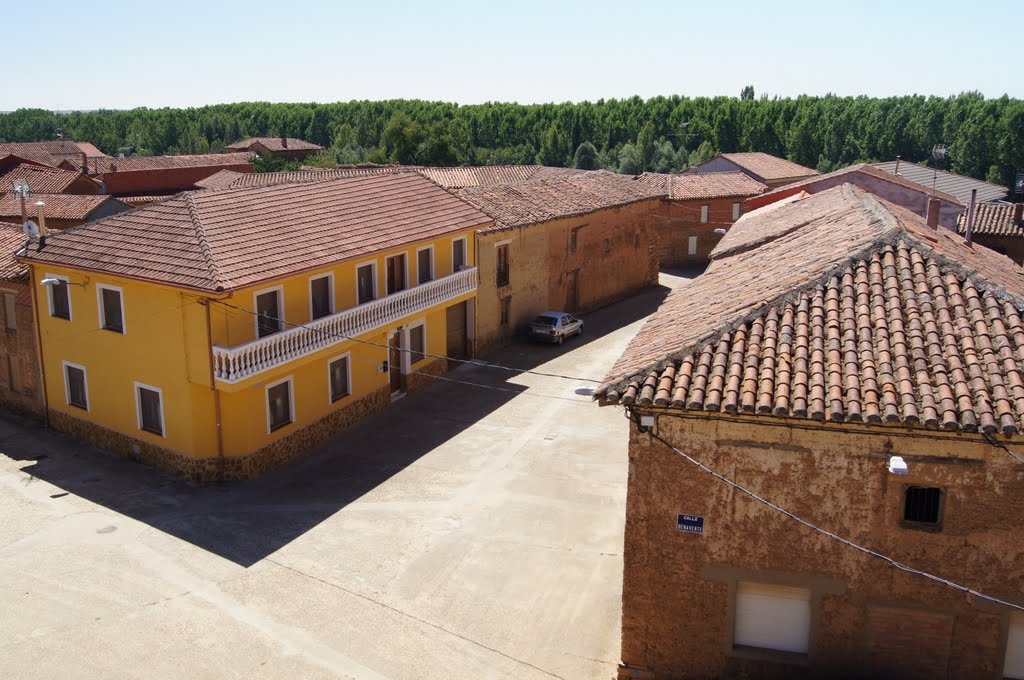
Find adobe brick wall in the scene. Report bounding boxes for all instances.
[970,234,1024,266]
[654,197,745,266]
[101,163,254,195]
[0,280,43,417]
[619,411,1024,679]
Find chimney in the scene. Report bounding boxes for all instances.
[281,136,288,149]
[926,197,941,229]
[1015,202,1023,226]
[894,155,901,175]
[34,201,48,237]
[81,151,88,174]
[964,189,977,246]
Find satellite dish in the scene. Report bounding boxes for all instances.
[932,144,949,161]
[23,220,39,238]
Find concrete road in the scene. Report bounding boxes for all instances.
[0,274,688,680]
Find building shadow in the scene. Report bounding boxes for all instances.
[3,281,672,567]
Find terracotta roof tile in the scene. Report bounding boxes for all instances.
[196,166,409,190]
[958,202,1023,237]
[418,165,581,189]
[598,184,1024,435]
[0,193,121,222]
[87,153,254,175]
[0,140,86,166]
[710,152,819,181]
[635,171,767,201]
[224,137,323,152]
[0,163,99,194]
[19,173,493,293]
[0,221,27,279]
[751,163,962,208]
[74,142,108,158]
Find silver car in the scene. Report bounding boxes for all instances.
[529,311,583,344]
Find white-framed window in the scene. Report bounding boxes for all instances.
[408,319,426,363]
[96,283,125,334]
[327,353,351,403]
[134,382,165,437]
[732,202,741,221]
[1006,612,1024,679]
[266,375,294,433]
[734,582,811,654]
[688,235,698,257]
[62,360,89,411]
[3,291,16,332]
[416,245,434,285]
[385,252,408,295]
[451,236,467,272]
[308,273,334,321]
[355,260,377,305]
[700,205,709,223]
[254,285,284,338]
[45,273,71,320]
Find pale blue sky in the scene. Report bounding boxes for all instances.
[11,0,1020,110]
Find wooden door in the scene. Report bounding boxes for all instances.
[389,333,404,393]
[565,270,579,313]
[446,302,467,360]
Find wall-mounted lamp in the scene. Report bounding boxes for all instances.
[713,228,728,236]
[40,276,89,288]
[887,455,908,475]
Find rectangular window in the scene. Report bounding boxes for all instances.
[135,383,164,436]
[266,377,294,432]
[496,244,510,288]
[604,238,610,254]
[688,235,698,257]
[3,292,15,332]
[7,354,20,392]
[356,263,376,305]
[733,202,741,221]
[98,284,124,333]
[452,237,466,272]
[903,486,943,528]
[409,323,425,363]
[500,297,511,327]
[328,355,350,403]
[734,582,811,654]
[570,226,584,253]
[386,253,407,295]
[309,274,333,320]
[700,205,709,223]
[417,247,434,284]
[47,275,71,320]
[63,362,88,410]
[255,287,283,338]
[1006,613,1024,680]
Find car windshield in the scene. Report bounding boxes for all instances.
[533,315,559,326]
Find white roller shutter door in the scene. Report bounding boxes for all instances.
[734,582,812,654]
[1006,613,1024,679]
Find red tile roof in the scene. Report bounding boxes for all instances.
[19,173,493,293]
[0,193,122,222]
[0,221,28,279]
[459,171,657,231]
[0,140,86,167]
[690,152,819,182]
[195,166,409,190]
[0,163,100,194]
[598,184,1024,434]
[224,137,324,152]
[75,142,108,158]
[419,165,580,189]
[957,203,1023,238]
[634,171,768,201]
[87,153,254,174]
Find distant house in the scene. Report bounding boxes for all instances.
[874,159,1009,205]
[223,137,324,162]
[745,163,964,229]
[958,202,1024,263]
[84,153,255,196]
[598,183,1024,680]
[685,152,819,188]
[0,222,43,417]
[0,139,108,168]
[0,194,129,230]
[0,162,103,195]
[634,171,768,266]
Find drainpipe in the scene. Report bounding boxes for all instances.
[27,263,50,427]
[203,298,225,480]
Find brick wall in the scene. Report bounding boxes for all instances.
[655,197,746,266]
[619,412,1024,679]
[0,279,43,417]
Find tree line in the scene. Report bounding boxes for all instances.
[1,89,1021,188]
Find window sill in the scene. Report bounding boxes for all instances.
[141,426,164,437]
[101,327,125,334]
[69,403,88,411]
[331,393,351,404]
[269,421,293,433]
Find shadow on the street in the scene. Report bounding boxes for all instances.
[4,281,673,567]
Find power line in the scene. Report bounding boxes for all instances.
[408,368,593,404]
[213,299,604,384]
[983,432,1024,465]
[629,408,1024,614]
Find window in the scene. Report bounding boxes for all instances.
[1006,613,1024,680]
[7,355,20,392]
[97,284,124,333]
[903,486,943,528]
[570,226,583,253]
[328,355,350,403]
[266,377,294,432]
[604,238,610,253]
[63,362,88,410]
[417,246,434,284]
[700,205,709,223]
[688,235,698,257]
[135,383,164,436]
[634,232,641,248]
[386,253,407,295]
[46,274,71,320]
[500,297,511,327]
[496,244,510,288]
[3,292,15,332]
[309,274,333,320]
[452,237,467,272]
[356,262,377,305]
[409,322,425,363]
[255,287,283,338]
[734,582,811,654]
[733,202,742,221]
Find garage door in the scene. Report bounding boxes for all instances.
[734,582,811,654]
[1007,614,1024,679]
[446,302,467,360]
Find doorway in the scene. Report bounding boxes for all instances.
[389,332,405,395]
[565,269,580,313]
[446,301,468,360]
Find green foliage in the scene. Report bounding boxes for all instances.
[688,140,717,167]
[573,141,599,170]
[637,122,655,172]
[740,85,755,101]
[536,123,571,167]
[252,155,300,173]
[302,151,338,169]
[382,112,423,164]
[617,143,642,175]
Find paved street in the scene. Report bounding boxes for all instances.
[0,274,689,680]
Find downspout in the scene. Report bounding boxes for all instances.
[27,263,50,427]
[203,299,225,480]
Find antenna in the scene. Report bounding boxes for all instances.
[12,179,30,197]
[930,144,948,196]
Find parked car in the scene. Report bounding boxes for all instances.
[529,311,583,344]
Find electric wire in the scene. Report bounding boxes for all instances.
[630,409,1024,614]
[983,432,1024,465]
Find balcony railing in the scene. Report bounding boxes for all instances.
[213,267,477,383]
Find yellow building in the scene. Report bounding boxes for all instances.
[19,172,491,479]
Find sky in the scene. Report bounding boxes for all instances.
[8,0,1021,111]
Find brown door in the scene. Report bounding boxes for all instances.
[565,270,579,313]
[446,302,467,360]
[389,333,404,393]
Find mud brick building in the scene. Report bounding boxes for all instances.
[598,184,1024,679]
[0,161,103,195]
[0,222,42,416]
[957,202,1024,264]
[223,137,324,162]
[685,152,819,189]
[0,193,129,230]
[83,153,255,197]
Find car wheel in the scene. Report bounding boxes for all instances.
[557,334,564,345]
[576,326,583,337]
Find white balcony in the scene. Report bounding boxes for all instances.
[213,267,477,383]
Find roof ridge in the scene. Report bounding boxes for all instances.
[184,192,227,292]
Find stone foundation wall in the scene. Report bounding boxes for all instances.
[405,357,447,393]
